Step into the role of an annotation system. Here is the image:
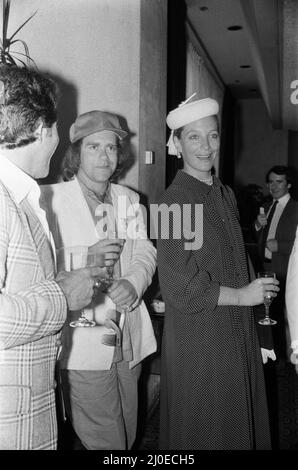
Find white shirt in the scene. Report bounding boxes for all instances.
[265,193,290,259]
[0,155,56,263]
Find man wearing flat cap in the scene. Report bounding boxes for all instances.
[40,110,157,450]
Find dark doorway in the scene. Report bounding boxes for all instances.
[166,0,187,187]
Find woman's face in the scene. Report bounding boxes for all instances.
[174,115,220,179]
[77,130,119,185]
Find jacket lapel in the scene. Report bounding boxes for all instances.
[19,198,54,279]
[110,185,132,275]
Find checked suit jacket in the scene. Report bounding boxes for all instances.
[0,181,67,450]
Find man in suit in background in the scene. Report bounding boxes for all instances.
[254,165,298,448]
[255,165,298,362]
[0,66,107,449]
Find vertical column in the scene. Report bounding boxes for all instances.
[139,0,168,205]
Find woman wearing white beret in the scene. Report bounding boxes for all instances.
[157,95,279,450]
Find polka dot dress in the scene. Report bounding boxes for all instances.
[157,171,271,450]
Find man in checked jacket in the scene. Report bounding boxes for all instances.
[0,66,107,450]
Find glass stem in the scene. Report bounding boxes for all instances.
[265,304,270,320]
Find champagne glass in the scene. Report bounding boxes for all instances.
[257,271,277,325]
[70,248,99,328]
[56,246,98,328]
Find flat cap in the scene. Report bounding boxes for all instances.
[69,110,127,143]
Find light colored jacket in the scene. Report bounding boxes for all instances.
[40,178,157,370]
[0,181,67,450]
[286,225,298,350]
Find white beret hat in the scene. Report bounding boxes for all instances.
[166,95,219,156]
[166,97,219,130]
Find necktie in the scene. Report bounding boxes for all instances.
[260,200,278,261]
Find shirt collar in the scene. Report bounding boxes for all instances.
[76,175,112,204]
[0,154,37,203]
[274,192,290,207]
[173,170,223,195]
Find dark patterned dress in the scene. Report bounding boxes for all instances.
[157,171,271,450]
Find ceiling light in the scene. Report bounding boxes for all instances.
[227,25,243,31]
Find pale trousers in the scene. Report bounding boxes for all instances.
[61,361,142,450]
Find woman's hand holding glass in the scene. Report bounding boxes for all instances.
[237,275,279,308]
[257,272,278,325]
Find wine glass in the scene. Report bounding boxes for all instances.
[257,271,277,325]
[70,248,100,328]
[56,246,99,328]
